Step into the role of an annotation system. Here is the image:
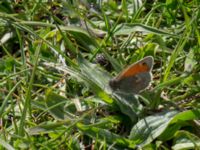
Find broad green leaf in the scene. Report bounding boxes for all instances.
[172,130,200,150]
[78,55,111,90]
[45,89,75,120]
[170,109,200,123]
[44,25,99,52]
[28,121,68,135]
[129,111,178,146]
[114,23,179,37]
[0,139,15,150]
[112,93,142,123]
[76,122,136,149]
[43,60,113,104]
[78,55,114,104]
[129,109,200,147]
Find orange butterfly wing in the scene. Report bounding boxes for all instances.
[116,56,153,80]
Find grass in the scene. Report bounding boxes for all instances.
[0,0,200,149]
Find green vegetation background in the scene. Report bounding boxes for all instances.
[0,0,200,149]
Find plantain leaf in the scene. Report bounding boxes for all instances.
[172,130,200,150]
[129,111,178,146]
[114,23,179,37]
[129,109,200,147]
[76,122,136,149]
[78,55,114,104]
[45,89,75,120]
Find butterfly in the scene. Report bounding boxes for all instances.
[109,56,154,94]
